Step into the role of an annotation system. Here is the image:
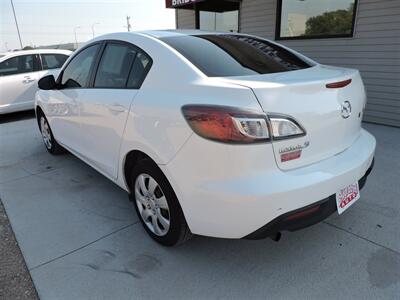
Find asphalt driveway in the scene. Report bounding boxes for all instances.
[0,113,399,299]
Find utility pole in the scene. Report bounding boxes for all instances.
[126,16,132,32]
[91,22,100,38]
[73,26,81,49]
[10,0,23,49]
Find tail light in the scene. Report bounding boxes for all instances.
[269,116,306,140]
[181,105,270,144]
[182,105,306,144]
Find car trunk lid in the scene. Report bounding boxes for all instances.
[219,65,366,170]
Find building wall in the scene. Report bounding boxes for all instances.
[176,9,197,29]
[176,0,400,127]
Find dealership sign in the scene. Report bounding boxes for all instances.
[166,0,206,8]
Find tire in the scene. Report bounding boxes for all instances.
[130,159,192,246]
[37,112,65,155]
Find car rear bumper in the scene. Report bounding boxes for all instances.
[162,128,376,239]
[244,159,374,240]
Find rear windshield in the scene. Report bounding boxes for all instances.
[161,34,312,77]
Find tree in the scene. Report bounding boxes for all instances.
[305,5,354,36]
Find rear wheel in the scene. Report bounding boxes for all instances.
[130,159,192,246]
[38,113,65,155]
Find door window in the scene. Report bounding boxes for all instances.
[94,43,137,88]
[0,55,37,76]
[127,52,152,89]
[61,44,100,88]
[41,54,69,70]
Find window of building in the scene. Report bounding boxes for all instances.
[195,0,240,32]
[276,0,358,40]
[199,10,239,32]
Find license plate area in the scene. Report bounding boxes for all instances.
[336,182,360,214]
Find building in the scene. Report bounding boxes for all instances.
[166,0,400,127]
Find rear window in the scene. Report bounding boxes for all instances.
[161,34,312,77]
[41,53,68,70]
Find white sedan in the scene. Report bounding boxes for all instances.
[35,31,376,246]
[0,49,71,114]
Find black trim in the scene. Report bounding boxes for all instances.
[275,0,359,41]
[244,158,374,240]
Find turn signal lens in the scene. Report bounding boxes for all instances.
[182,105,270,144]
[269,117,305,139]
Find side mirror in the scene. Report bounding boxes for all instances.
[38,75,57,90]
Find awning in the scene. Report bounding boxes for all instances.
[165,0,207,9]
[166,0,240,12]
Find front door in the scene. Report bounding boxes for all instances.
[48,44,101,152]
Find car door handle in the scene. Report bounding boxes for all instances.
[22,76,35,83]
[109,104,125,113]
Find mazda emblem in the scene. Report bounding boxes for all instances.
[341,101,352,119]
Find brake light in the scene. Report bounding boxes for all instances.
[181,105,270,144]
[326,79,352,89]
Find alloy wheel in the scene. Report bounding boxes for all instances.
[135,173,170,236]
[40,116,52,150]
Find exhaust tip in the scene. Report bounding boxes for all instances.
[270,232,282,242]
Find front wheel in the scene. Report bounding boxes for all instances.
[38,113,65,155]
[130,159,192,246]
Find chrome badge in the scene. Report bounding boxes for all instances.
[341,101,352,119]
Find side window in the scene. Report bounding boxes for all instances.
[94,43,137,88]
[61,44,100,88]
[41,54,69,70]
[0,55,36,76]
[127,52,152,89]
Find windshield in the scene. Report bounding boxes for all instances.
[161,34,312,77]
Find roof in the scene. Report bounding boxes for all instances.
[138,29,225,39]
[0,49,72,61]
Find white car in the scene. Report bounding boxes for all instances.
[35,31,376,246]
[0,49,71,114]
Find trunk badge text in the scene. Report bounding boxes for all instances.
[279,141,310,163]
[341,101,352,119]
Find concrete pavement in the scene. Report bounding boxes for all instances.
[0,113,399,299]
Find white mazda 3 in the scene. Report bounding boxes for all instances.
[36,30,376,246]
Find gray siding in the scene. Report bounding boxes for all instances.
[176,0,400,127]
[176,9,196,29]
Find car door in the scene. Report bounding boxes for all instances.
[78,41,152,179]
[0,54,40,113]
[47,44,101,152]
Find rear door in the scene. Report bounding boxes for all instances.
[38,52,69,79]
[0,54,40,112]
[78,41,152,179]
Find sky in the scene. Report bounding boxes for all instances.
[0,0,176,51]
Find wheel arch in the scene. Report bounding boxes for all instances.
[35,105,44,128]
[123,149,156,193]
